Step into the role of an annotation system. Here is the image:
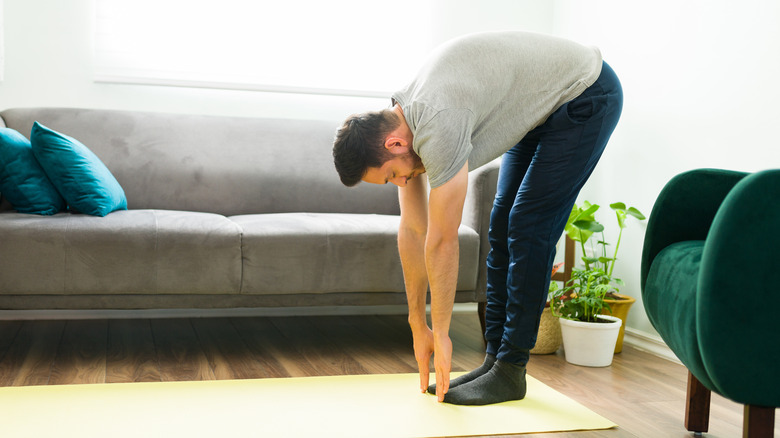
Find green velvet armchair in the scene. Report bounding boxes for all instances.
[641,168,780,437]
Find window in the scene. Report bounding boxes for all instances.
[94,0,434,97]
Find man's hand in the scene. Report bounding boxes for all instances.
[433,331,453,402]
[411,324,435,393]
[411,324,453,402]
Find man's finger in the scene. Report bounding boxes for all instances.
[419,370,429,393]
[436,368,450,402]
[417,357,430,393]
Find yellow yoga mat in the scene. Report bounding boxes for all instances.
[0,373,615,437]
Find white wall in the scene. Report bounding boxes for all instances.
[0,0,553,121]
[552,0,780,335]
[2,1,778,336]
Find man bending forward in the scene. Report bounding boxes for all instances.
[332,31,622,405]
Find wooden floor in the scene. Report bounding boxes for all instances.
[0,311,776,437]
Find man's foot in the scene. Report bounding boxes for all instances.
[442,360,527,405]
[427,353,496,395]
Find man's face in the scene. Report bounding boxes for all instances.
[362,152,425,187]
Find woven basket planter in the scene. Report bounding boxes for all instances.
[530,306,562,355]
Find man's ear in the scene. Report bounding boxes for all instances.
[384,135,409,154]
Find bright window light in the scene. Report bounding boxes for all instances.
[94,0,434,97]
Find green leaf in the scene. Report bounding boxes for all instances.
[567,203,599,225]
[565,206,579,224]
[581,256,599,264]
[579,203,600,218]
[598,256,614,263]
[609,202,626,211]
[566,227,588,243]
[573,220,604,233]
[627,207,646,220]
[564,206,587,242]
[564,202,606,244]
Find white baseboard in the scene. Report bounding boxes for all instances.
[623,327,681,364]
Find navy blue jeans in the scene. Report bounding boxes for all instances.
[484,61,623,364]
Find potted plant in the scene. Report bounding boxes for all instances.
[550,201,646,365]
[551,266,623,366]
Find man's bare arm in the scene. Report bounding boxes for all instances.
[426,163,469,401]
[398,174,429,330]
[397,174,433,392]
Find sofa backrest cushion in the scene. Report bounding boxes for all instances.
[0,108,400,216]
[0,127,66,215]
[31,121,128,217]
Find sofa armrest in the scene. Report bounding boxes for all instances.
[640,168,748,292]
[462,158,500,235]
[461,158,500,298]
[697,169,780,405]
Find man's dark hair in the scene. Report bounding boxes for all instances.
[332,109,400,186]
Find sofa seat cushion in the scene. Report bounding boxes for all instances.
[230,213,480,295]
[0,210,241,295]
[644,240,715,390]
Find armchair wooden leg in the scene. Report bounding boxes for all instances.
[743,405,775,438]
[685,371,711,434]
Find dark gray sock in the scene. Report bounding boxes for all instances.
[427,353,496,395]
[442,360,527,405]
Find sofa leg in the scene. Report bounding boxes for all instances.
[685,371,711,434]
[743,405,775,438]
[477,301,487,347]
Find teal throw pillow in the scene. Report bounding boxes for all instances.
[31,122,127,217]
[0,127,66,215]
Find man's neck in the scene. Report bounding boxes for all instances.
[392,104,411,137]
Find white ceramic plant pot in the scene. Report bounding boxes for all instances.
[559,315,622,367]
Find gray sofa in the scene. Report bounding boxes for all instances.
[0,107,499,312]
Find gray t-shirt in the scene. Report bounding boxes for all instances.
[392,31,603,188]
